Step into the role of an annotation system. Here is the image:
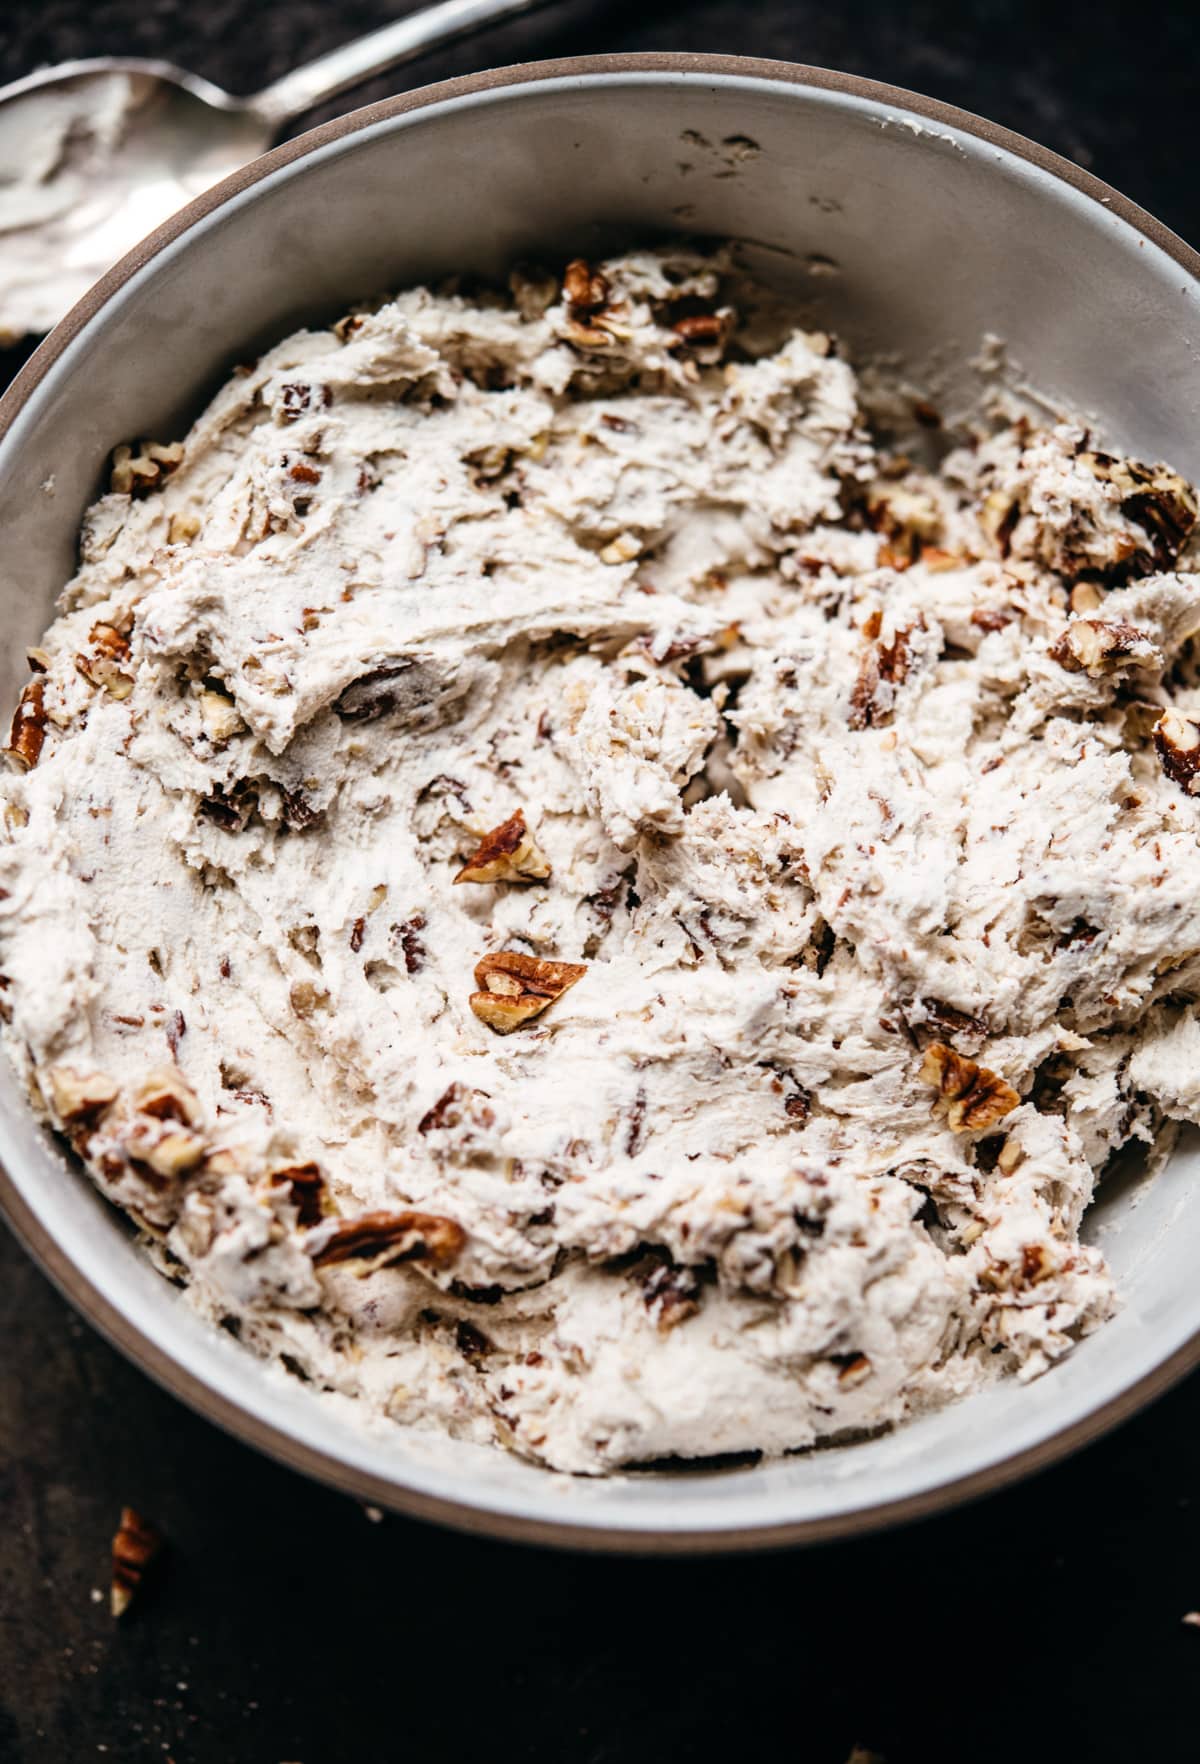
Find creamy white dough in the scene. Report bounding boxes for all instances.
[4,245,1200,1474]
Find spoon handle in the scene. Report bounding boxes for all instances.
[246,0,558,131]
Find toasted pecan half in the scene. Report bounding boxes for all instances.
[309,1208,465,1271]
[470,951,587,1035]
[920,1041,1018,1132]
[111,1507,163,1618]
[6,677,47,770]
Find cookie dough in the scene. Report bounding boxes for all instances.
[3,245,1199,1474]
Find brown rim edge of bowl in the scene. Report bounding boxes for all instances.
[1,51,1198,1553]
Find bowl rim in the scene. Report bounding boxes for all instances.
[2,50,1199,1553]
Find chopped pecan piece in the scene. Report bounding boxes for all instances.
[1154,709,1200,794]
[110,440,183,496]
[980,488,1020,557]
[980,1241,1057,1293]
[796,917,836,976]
[6,677,47,770]
[198,688,242,744]
[126,1069,203,1182]
[849,625,914,730]
[921,998,988,1040]
[669,310,733,362]
[279,787,318,832]
[138,1125,206,1178]
[920,1041,1019,1132]
[89,621,128,657]
[268,1161,328,1227]
[563,257,610,318]
[394,913,426,974]
[672,312,727,344]
[561,258,622,348]
[1054,916,1102,956]
[876,541,913,572]
[277,382,330,425]
[310,1208,465,1271]
[46,1066,118,1126]
[77,622,135,699]
[1069,581,1104,614]
[834,1352,872,1386]
[469,951,587,1034]
[625,1086,648,1155]
[111,1507,163,1618]
[867,482,942,562]
[1049,618,1158,676]
[996,1136,1025,1175]
[200,780,258,833]
[598,533,642,565]
[1020,1243,1053,1285]
[290,979,330,1018]
[133,1069,198,1125]
[919,545,964,572]
[454,1318,492,1363]
[1081,451,1198,568]
[417,1081,495,1136]
[454,809,551,885]
[970,607,1015,634]
[643,1256,702,1332]
[202,1148,241,1178]
[564,319,617,349]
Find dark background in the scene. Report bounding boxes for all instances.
[2,3,1199,1759]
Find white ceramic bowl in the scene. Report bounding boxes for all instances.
[2,54,1199,1550]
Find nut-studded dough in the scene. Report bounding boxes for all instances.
[2,246,1199,1474]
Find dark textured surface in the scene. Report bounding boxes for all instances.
[2,3,1199,1759]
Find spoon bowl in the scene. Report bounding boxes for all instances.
[0,0,555,341]
[0,62,266,340]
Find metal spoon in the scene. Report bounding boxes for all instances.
[0,0,555,343]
